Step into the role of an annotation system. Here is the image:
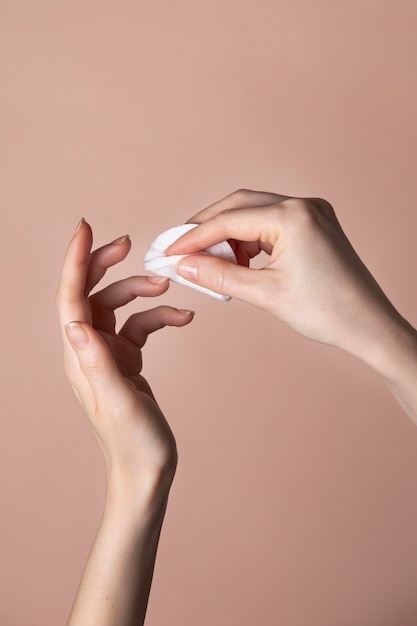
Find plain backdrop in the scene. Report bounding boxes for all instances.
[1,1,417,625]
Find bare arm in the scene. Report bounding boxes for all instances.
[66,477,170,626]
[364,316,417,423]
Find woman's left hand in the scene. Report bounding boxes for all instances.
[55,219,194,495]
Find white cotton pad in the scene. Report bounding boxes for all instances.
[144,224,237,301]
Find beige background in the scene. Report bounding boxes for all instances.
[1,1,417,624]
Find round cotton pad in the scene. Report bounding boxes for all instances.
[144,224,237,301]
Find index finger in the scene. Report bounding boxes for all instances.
[55,219,93,328]
[165,205,282,256]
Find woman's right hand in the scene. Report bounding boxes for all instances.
[165,189,405,361]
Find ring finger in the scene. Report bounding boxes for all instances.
[119,306,194,348]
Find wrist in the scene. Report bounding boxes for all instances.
[371,315,417,382]
[103,463,176,523]
[332,285,411,369]
[348,308,417,404]
[350,310,413,372]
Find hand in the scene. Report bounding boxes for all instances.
[166,189,402,358]
[55,219,194,496]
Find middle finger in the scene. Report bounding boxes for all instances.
[186,188,289,224]
[90,276,169,333]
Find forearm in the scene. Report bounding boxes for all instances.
[67,478,171,626]
[347,307,417,426]
[374,318,417,425]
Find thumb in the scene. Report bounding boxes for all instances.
[176,255,268,308]
[64,321,125,392]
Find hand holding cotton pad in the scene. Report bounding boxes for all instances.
[144,224,237,301]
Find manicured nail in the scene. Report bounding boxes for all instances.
[110,235,130,245]
[147,275,169,283]
[177,309,195,316]
[74,218,86,235]
[65,322,89,348]
[176,261,198,281]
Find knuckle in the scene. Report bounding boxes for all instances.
[208,258,227,295]
[81,358,103,380]
[281,197,316,226]
[232,188,253,201]
[310,197,335,217]
[210,209,234,241]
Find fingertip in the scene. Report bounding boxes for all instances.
[72,219,93,253]
[163,243,175,256]
[177,308,195,317]
[165,230,199,256]
[65,321,90,349]
[175,309,195,326]
[73,217,86,236]
[110,234,130,246]
[147,275,170,285]
[73,217,92,238]
[146,275,170,295]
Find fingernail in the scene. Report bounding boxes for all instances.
[74,217,86,235]
[177,309,195,316]
[110,235,130,245]
[65,322,89,348]
[176,261,198,281]
[147,275,169,283]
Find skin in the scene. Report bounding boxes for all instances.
[167,189,417,423]
[55,220,194,626]
[56,190,417,624]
